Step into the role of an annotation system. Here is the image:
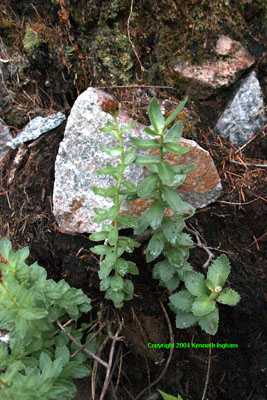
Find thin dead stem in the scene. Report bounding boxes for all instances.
[201,342,212,400]
[127,0,145,72]
[185,223,215,268]
[56,320,108,368]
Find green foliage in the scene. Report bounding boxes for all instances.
[158,389,208,400]
[90,102,140,308]
[158,389,183,400]
[92,96,240,335]
[131,97,240,335]
[0,237,96,400]
[169,255,241,335]
[131,97,195,294]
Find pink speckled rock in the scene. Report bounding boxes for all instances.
[174,36,255,99]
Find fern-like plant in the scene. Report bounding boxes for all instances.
[0,237,96,400]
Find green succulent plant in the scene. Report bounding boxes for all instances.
[169,254,240,335]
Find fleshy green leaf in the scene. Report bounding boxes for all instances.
[110,276,124,291]
[123,279,134,299]
[157,162,174,186]
[104,248,117,267]
[158,260,175,282]
[117,214,138,228]
[135,155,159,164]
[121,120,136,133]
[172,164,196,174]
[124,148,136,165]
[96,166,117,176]
[146,231,165,262]
[144,126,159,136]
[164,275,180,291]
[205,279,215,292]
[99,145,122,157]
[161,218,184,245]
[144,200,165,229]
[127,261,139,275]
[108,227,118,246]
[98,261,113,279]
[158,389,179,400]
[184,271,209,296]
[192,295,216,317]
[207,254,231,287]
[105,289,124,308]
[164,121,183,143]
[89,231,109,241]
[137,173,159,197]
[167,247,189,266]
[129,137,161,149]
[217,288,240,306]
[162,187,194,216]
[198,307,219,335]
[108,205,119,220]
[148,97,165,133]
[177,232,194,248]
[92,187,117,198]
[172,174,186,187]
[90,245,108,255]
[164,142,191,155]
[169,290,194,312]
[164,97,188,128]
[134,212,150,234]
[175,311,198,329]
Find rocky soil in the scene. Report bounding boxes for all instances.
[0,1,266,399]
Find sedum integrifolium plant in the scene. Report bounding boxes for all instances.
[0,237,96,400]
[91,96,240,335]
[89,99,140,308]
[129,96,196,293]
[169,254,240,335]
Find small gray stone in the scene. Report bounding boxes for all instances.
[0,120,13,162]
[7,112,66,149]
[214,71,266,146]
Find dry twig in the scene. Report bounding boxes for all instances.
[185,224,215,268]
[56,320,108,368]
[99,321,124,400]
[127,0,145,72]
[201,341,212,400]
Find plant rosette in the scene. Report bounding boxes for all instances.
[169,254,241,335]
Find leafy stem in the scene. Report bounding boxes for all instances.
[0,281,19,308]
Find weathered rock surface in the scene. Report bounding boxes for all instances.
[7,112,66,149]
[0,120,13,162]
[53,88,222,233]
[214,71,266,146]
[174,35,255,99]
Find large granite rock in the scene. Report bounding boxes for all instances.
[214,71,266,146]
[53,88,222,233]
[174,35,255,99]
